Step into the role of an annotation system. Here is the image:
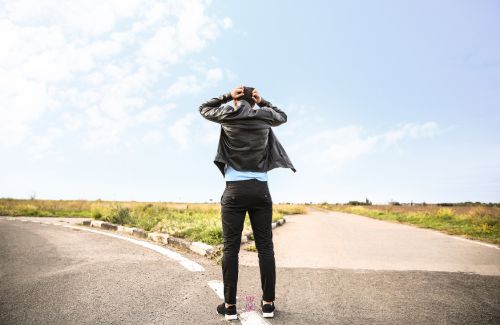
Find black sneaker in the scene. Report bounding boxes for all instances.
[261,300,275,318]
[216,302,238,321]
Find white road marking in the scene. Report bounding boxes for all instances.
[1,217,206,271]
[239,311,271,325]
[207,280,268,324]
[432,231,500,250]
[61,225,205,272]
[207,280,239,300]
[208,280,224,300]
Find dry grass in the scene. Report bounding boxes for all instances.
[319,203,500,245]
[0,198,307,245]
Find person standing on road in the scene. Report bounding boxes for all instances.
[199,86,296,320]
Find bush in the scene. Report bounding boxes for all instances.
[347,201,365,205]
[108,206,131,225]
[91,209,102,220]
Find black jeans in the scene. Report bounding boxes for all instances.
[221,179,276,305]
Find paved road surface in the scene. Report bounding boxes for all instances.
[240,209,500,275]
[1,214,499,324]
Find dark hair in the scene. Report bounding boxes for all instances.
[238,86,255,106]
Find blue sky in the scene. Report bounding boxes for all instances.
[1,0,499,203]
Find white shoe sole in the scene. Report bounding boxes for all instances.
[262,311,274,318]
[225,314,238,320]
[217,310,238,321]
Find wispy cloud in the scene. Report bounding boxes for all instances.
[292,122,441,170]
[168,113,197,149]
[166,67,226,98]
[142,130,165,144]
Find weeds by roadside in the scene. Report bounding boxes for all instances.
[0,199,306,245]
[318,204,500,245]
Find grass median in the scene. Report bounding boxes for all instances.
[318,203,500,246]
[0,198,306,245]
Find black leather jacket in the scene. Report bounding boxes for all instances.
[199,92,296,176]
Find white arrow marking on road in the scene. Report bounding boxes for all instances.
[62,225,205,272]
[208,280,224,300]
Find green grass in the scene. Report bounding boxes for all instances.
[318,204,500,246]
[244,244,257,252]
[0,198,306,245]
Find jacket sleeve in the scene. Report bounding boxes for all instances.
[198,92,234,123]
[258,98,287,126]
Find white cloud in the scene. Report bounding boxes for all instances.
[142,130,164,144]
[294,122,441,169]
[136,104,176,123]
[205,68,224,82]
[222,17,233,29]
[200,123,221,144]
[0,78,47,146]
[166,67,226,98]
[0,0,231,151]
[60,112,83,131]
[29,127,63,159]
[166,75,202,97]
[138,26,179,65]
[168,113,196,149]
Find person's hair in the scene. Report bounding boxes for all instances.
[237,86,255,106]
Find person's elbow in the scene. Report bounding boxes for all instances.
[273,113,287,126]
[198,105,212,120]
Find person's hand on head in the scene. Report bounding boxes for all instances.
[231,86,244,99]
[252,89,262,104]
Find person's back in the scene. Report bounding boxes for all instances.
[199,86,295,321]
[199,86,295,176]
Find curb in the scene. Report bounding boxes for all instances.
[241,217,287,243]
[85,220,216,257]
[83,216,288,258]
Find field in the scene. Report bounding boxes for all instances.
[0,199,307,245]
[318,203,500,245]
[4,198,497,247]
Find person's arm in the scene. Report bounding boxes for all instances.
[198,87,244,123]
[253,90,287,127]
[198,92,234,123]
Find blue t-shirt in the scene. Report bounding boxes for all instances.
[224,164,268,182]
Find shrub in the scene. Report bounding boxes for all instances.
[108,206,131,225]
[91,209,102,220]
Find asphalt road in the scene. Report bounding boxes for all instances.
[1,215,499,324]
[241,209,500,275]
